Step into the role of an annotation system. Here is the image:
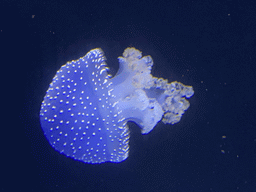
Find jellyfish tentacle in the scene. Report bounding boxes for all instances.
[111,47,194,134]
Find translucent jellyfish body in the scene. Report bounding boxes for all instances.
[40,47,194,163]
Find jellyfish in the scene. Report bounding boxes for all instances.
[40,47,194,164]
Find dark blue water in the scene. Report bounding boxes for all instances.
[4,0,255,191]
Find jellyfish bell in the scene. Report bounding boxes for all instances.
[40,47,194,164]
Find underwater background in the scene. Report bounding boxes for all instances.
[3,0,256,191]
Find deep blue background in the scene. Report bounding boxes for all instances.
[2,0,256,191]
